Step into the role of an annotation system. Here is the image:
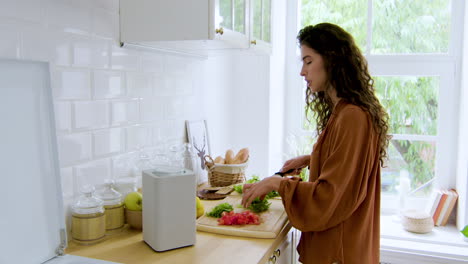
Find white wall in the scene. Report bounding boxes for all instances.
[204,51,274,178]
[268,0,287,175]
[0,0,280,236]
[231,53,271,177]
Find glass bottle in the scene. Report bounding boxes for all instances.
[96,180,125,234]
[183,143,196,171]
[71,185,106,245]
[183,143,201,186]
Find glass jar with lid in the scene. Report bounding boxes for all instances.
[114,177,138,199]
[96,180,125,234]
[71,185,106,245]
[168,143,185,168]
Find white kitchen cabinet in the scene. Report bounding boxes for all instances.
[264,228,295,264]
[119,0,272,55]
[217,0,250,48]
[249,0,272,53]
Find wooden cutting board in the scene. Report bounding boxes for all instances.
[196,195,288,239]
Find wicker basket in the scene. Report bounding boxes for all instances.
[401,209,434,234]
[204,155,248,187]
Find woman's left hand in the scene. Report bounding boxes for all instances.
[241,176,283,208]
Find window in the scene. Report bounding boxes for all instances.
[285,0,464,215]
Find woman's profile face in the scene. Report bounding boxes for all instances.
[300,45,327,93]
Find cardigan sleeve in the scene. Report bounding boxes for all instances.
[279,107,379,232]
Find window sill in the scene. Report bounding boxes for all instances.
[380,214,468,264]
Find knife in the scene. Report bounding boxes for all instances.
[273,169,295,177]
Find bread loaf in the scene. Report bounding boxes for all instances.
[214,156,225,164]
[225,149,235,164]
[233,148,249,164]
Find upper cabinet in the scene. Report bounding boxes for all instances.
[119,0,272,55]
[249,0,272,52]
[214,0,250,49]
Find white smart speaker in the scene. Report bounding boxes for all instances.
[142,166,196,252]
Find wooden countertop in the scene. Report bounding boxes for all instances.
[66,198,292,264]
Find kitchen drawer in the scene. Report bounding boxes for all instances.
[264,228,294,264]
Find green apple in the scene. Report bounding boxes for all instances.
[124,192,143,211]
[461,225,468,237]
[196,197,204,218]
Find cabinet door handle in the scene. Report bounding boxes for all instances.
[215,28,224,35]
[274,248,281,257]
[268,255,277,264]
[250,40,257,45]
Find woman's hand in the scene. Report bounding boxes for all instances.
[279,155,310,176]
[241,176,283,208]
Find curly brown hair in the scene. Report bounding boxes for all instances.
[297,23,390,166]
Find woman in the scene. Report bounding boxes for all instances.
[241,23,390,264]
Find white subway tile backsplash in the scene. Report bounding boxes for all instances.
[93,128,123,157]
[60,167,74,198]
[166,73,193,96]
[112,152,139,179]
[163,97,185,120]
[126,125,153,150]
[126,72,152,98]
[54,101,71,132]
[141,53,164,73]
[73,101,109,130]
[140,98,163,122]
[184,96,204,121]
[50,31,73,66]
[164,54,194,74]
[53,69,91,99]
[152,126,163,145]
[0,21,21,59]
[93,70,125,99]
[157,120,178,142]
[111,99,139,126]
[177,76,194,96]
[73,37,110,68]
[110,45,140,71]
[172,120,188,141]
[57,133,92,166]
[164,74,180,96]
[21,26,53,62]
[153,74,168,96]
[74,158,111,190]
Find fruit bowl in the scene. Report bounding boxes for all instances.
[125,208,142,230]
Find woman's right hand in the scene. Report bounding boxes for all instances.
[279,155,310,176]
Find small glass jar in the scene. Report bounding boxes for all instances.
[96,180,125,234]
[168,143,185,168]
[71,185,106,245]
[114,177,138,199]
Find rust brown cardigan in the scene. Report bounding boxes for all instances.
[279,101,381,264]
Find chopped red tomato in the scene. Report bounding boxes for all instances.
[218,210,260,225]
